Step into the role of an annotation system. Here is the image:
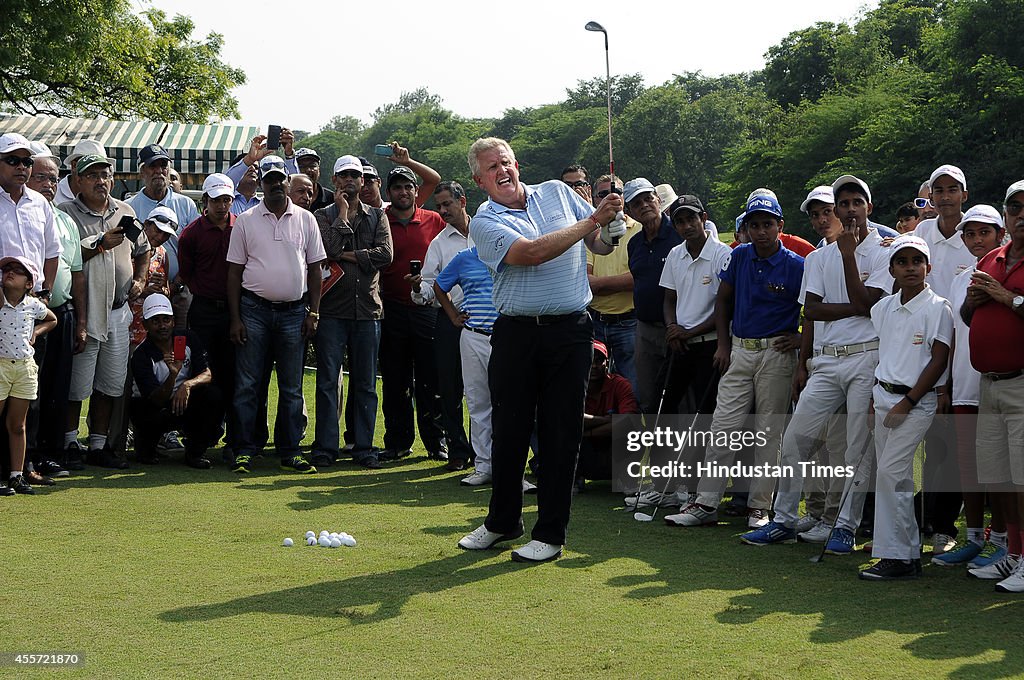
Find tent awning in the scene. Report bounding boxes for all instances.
[0,114,73,152]
[161,123,259,175]
[57,119,167,174]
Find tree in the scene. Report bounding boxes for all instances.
[0,1,245,122]
[564,74,646,116]
[762,23,851,108]
[372,88,444,123]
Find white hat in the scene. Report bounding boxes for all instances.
[142,293,174,319]
[332,155,363,175]
[655,183,678,211]
[1004,180,1024,204]
[65,139,107,169]
[28,141,59,161]
[295,148,320,161]
[746,187,778,203]
[258,155,288,179]
[800,185,835,213]
[831,175,872,203]
[889,234,930,263]
[0,255,40,283]
[623,177,656,204]
[955,204,1003,232]
[928,164,967,191]
[202,172,234,199]
[145,206,178,236]
[0,133,33,155]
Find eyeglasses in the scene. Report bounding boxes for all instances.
[2,156,34,168]
[1006,202,1024,217]
[596,188,623,199]
[335,170,362,179]
[30,174,58,185]
[82,171,113,181]
[564,180,588,189]
[913,198,932,209]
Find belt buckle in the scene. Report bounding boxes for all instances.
[834,345,848,357]
[741,338,761,351]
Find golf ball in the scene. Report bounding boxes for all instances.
[283,537,294,547]
[306,536,317,546]
[330,537,342,548]
[340,535,356,547]
[329,532,339,540]
[304,531,315,539]
[318,536,332,547]
[319,530,329,537]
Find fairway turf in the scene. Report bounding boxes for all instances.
[6,375,1022,678]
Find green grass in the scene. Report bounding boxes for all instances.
[12,373,1024,679]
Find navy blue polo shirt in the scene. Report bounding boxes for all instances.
[719,242,804,339]
[627,215,682,323]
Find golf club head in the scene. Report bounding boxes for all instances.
[809,553,825,563]
[634,511,654,522]
[585,21,606,33]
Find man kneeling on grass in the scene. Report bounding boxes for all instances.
[130,294,224,469]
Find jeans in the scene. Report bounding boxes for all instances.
[313,317,380,460]
[234,296,305,458]
[591,314,637,396]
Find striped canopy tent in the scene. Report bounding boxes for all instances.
[56,118,166,174]
[160,122,259,177]
[0,114,74,156]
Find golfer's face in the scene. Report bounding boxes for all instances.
[475,147,519,202]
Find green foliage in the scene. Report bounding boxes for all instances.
[0,1,244,122]
[564,73,646,116]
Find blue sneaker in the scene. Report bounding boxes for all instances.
[741,521,797,546]
[967,542,1008,569]
[931,541,983,566]
[824,527,855,555]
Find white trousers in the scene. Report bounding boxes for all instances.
[460,329,493,474]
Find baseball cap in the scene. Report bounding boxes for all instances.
[386,166,417,189]
[744,194,783,220]
[295,148,320,162]
[0,133,33,155]
[928,164,967,191]
[668,195,705,220]
[735,212,747,232]
[65,139,106,169]
[889,234,930,263]
[955,204,1003,232]
[655,183,678,210]
[76,153,112,175]
[259,155,288,179]
[28,141,59,161]
[202,172,234,199]
[145,205,178,236]
[333,155,363,175]
[1004,180,1024,204]
[593,340,609,358]
[622,178,656,204]
[746,188,777,203]
[142,293,174,319]
[800,185,835,213]
[138,143,171,168]
[0,255,39,283]
[831,174,872,203]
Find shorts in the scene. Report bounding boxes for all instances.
[70,305,132,401]
[976,374,1024,486]
[0,357,39,400]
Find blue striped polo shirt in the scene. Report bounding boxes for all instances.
[435,247,498,333]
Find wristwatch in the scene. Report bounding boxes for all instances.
[1013,295,1024,310]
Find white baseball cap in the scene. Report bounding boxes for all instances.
[1004,180,1024,204]
[929,164,967,191]
[142,293,174,319]
[145,206,178,236]
[0,133,33,155]
[831,175,872,203]
[746,187,778,203]
[28,141,59,161]
[623,177,656,204]
[65,139,107,169]
[889,234,931,263]
[800,185,835,213]
[332,155,363,175]
[955,204,1003,232]
[202,172,235,199]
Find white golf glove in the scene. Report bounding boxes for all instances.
[601,211,627,246]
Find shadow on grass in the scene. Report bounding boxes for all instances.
[159,491,1024,678]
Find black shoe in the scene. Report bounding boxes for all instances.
[377,448,412,462]
[9,474,34,495]
[64,442,86,471]
[354,454,382,469]
[445,458,470,472]
[135,449,161,465]
[36,460,69,478]
[88,448,129,470]
[26,470,55,486]
[0,483,14,497]
[280,455,317,474]
[859,558,919,581]
[310,453,334,468]
[185,454,212,469]
[428,449,449,462]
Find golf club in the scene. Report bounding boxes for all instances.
[625,352,675,513]
[635,366,719,522]
[809,418,875,563]
[585,20,625,239]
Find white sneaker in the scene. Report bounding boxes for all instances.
[457,524,523,550]
[995,556,1024,593]
[460,471,492,486]
[670,488,695,507]
[624,488,674,509]
[747,508,770,529]
[664,503,718,527]
[798,519,833,544]
[969,553,1020,580]
[522,479,537,494]
[794,514,819,534]
[511,540,562,563]
[932,533,956,555]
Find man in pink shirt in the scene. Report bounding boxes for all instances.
[226,156,326,474]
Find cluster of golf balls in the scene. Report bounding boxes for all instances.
[282,530,357,548]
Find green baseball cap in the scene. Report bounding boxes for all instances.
[76,153,112,175]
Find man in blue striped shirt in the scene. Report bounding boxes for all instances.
[458,137,626,563]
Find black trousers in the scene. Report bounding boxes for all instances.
[661,339,720,415]
[379,301,444,453]
[485,312,592,546]
[434,309,472,461]
[187,296,237,447]
[922,417,961,537]
[130,383,225,459]
[28,302,76,460]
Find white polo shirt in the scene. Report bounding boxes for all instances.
[0,185,62,292]
[413,224,467,307]
[797,248,826,351]
[914,217,975,299]
[948,266,980,407]
[0,293,49,360]
[658,232,731,329]
[870,284,953,388]
[804,228,893,347]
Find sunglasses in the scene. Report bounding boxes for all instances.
[1006,202,1024,217]
[596,188,623,199]
[260,160,286,172]
[564,180,588,189]
[2,156,34,168]
[335,170,362,179]
[149,214,176,227]
[913,198,932,209]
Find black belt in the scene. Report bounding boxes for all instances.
[877,380,912,395]
[588,308,635,324]
[504,311,586,326]
[241,288,307,311]
[466,326,492,337]
[984,370,1023,382]
[194,295,228,310]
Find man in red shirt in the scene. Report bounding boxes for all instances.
[378,164,448,462]
[961,179,1024,592]
[577,340,640,490]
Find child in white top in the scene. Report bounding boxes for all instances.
[861,235,952,580]
[0,256,57,496]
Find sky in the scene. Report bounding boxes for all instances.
[140,0,878,134]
